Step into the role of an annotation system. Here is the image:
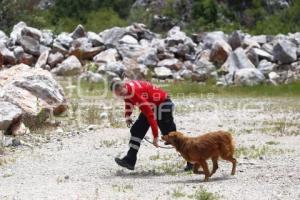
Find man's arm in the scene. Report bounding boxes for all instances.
[124,99,133,118]
[134,95,158,139]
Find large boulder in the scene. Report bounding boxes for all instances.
[273,40,297,64]
[19,53,35,66]
[209,40,232,64]
[47,52,64,68]
[35,50,49,68]
[248,48,274,61]
[127,23,156,41]
[234,68,265,86]
[93,48,119,64]
[203,31,226,49]
[157,58,182,71]
[154,67,173,79]
[70,24,86,39]
[165,26,195,47]
[19,36,41,56]
[10,21,27,44]
[40,30,54,46]
[251,35,267,45]
[0,45,16,65]
[137,48,158,66]
[228,30,245,50]
[257,60,277,75]
[55,32,73,49]
[21,26,42,41]
[51,55,82,76]
[0,64,67,127]
[87,31,104,47]
[117,42,158,66]
[221,47,255,74]
[0,100,23,131]
[123,58,148,80]
[98,61,125,77]
[99,27,128,47]
[119,35,138,44]
[69,38,104,60]
[192,60,216,82]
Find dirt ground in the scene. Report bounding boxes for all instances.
[0,97,300,200]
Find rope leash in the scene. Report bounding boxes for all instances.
[143,136,174,149]
[127,122,174,149]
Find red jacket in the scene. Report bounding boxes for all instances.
[124,80,168,138]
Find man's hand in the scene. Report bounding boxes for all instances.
[153,137,159,148]
[126,117,133,128]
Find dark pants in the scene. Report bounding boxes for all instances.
[125,98,176,165]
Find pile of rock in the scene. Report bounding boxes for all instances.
[1,22,300,86]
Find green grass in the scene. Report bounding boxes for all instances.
[188,188,219,200]
[265,141,280,145]
[156,160,186,176]
[235,145,292,159]
[112,184,133,193]
[61,79,300,99]
[168,186,219,200]
[160,81,300,98]
[172,187,186,198]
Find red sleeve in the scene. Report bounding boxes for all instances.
[124,99,133,118]
[134,95,158,138]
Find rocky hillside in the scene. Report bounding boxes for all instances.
[1,22,300,87]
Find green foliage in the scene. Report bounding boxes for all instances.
[85,8,127,32]
[251,1,300,35]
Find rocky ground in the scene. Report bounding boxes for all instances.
[0,96,299,200]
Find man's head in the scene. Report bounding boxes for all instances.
[110,79,127,97]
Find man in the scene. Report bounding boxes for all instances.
[111,79,192,171]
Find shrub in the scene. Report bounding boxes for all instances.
[85,8,127,33]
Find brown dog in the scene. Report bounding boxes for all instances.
[162,131,237,181]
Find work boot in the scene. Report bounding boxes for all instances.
[115,156,136,171]
[184,162,193,171]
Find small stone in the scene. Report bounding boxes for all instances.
[100,112,108,119]
[12,138,21,147]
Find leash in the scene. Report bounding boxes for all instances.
[143,136,174,149]
[127,122,174,149]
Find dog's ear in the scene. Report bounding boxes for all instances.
[169,132,182,149]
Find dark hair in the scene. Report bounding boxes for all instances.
[110,80,123,91]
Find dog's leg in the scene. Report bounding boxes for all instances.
[193,163,204,174]
[223,156,237,175]
[199,160,210,182]
[210,157,219,177]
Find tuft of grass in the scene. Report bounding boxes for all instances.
[262,120,300,136]
[0,156,16,166]
[235,145,292,159]
[112,184,133,193]
[266,141,280,145]
[172,187,186,198]
[156,160,186,175]
[189,187,219,200]
[149,153,177,161]
[98,139,119,148]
